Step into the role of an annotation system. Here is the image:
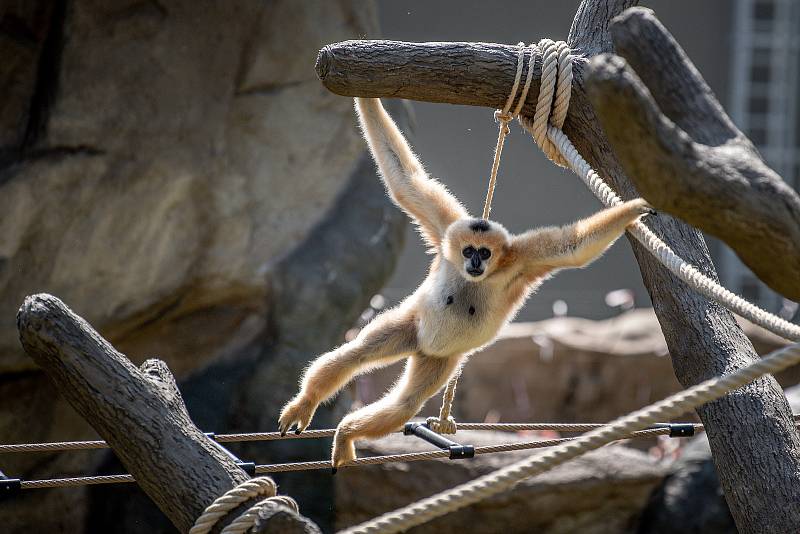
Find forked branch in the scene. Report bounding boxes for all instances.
[585,8,800,300]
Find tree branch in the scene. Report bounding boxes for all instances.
[586,8,800,300]
[16,294,317,534]
[316,40,542,114]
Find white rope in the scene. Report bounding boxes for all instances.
[545,126,800,340]
[520,39,800,341]
[190,477,299,534]
[340,342,800,533]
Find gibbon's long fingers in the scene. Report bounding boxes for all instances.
[331,354,463,468]
[515,198,652,273]
[278,310,418,435]
[355,98,468,248]
[278,396,317,436]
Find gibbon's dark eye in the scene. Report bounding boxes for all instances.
[478,247,491,260]
[462,246,476,258]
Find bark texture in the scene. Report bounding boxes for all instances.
[314,2,800,531]
[588,9,800,300]
[316,40,542,115]
[17,293,318,534]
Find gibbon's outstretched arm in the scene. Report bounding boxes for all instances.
[513,198,652,274]
[278,308,418,436]
[355,97,468,248]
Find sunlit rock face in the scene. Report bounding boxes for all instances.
[0,1,408,532]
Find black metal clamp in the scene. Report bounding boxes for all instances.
[0,469,21,500]
[404,422,475,460]
[205,433,256,476]
[650,423,696,438]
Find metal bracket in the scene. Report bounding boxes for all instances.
[651,423,696,438]
[404,422,475,459]
[0,469,21,500]
[205,433,256,476]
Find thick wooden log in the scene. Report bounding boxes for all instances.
[16,294,318,534]
[586,8,800,300]
[314,1,800,531]
[316,40,542,115]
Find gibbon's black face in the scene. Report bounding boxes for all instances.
[444,218,510,281]
[462,244,492,277]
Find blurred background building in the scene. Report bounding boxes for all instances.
[725,0,800,314]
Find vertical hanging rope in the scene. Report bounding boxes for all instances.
[429,41,537,435]
[482,42,537,220]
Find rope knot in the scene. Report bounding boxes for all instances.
[426,415,457,435]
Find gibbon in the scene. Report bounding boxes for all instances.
[279,97,653,469]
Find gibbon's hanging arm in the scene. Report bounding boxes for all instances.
[404,423,475,460]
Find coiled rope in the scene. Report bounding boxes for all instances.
[190,477,298,534]
[429,38,800,435]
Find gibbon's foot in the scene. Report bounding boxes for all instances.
[332,431,358,468]
[278,395,317,436]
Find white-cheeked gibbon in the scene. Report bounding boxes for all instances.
[280,97,653,469]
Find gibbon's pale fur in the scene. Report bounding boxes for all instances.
[279,97,653,468]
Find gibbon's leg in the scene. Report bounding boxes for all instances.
[515,198,653,273]
[278,309,418,436]
[331,354,464,469]
[355,98,468,248]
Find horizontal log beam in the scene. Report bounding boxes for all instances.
[316,40,543,114]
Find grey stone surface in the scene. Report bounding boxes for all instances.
[0,1,406,532]
[0,0,376,376]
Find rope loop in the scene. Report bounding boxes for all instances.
[528,39,572,166]
[190,477,299,534]
[425,415,457,435]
